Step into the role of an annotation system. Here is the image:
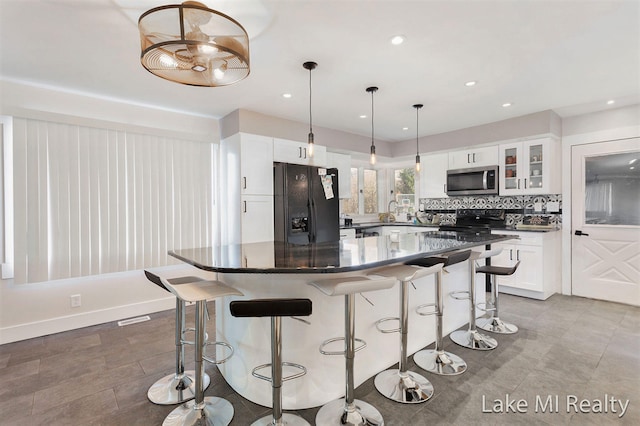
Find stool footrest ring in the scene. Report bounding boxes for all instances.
[202,341,234,365]
[319,337,367,355]
[476,302,496,313]
[180,327,209,346]
[449,290,470,301]
[251,362,307,382]
[416,303,438,316]
[374,317,400,334]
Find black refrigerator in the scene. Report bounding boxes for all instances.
[274,162,340,244]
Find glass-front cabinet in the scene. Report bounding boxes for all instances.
[499,137,559,195]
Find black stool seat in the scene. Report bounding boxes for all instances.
[230,298,312,318]
[476,261,520,276]
[408,249,472,268]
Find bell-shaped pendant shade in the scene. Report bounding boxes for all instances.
[139,1,250,87]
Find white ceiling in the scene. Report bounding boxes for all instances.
[1,0,639,142]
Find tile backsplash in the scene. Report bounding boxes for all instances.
[419,194,562,226]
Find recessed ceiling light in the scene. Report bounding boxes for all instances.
[607,99,615,105]
[631,166,636,170]
[402,127,409,131]
[390,35,405,45]
[282,93,292,98]
[465,81,477,87]
[629,158,637,165]
[502,102,512,108]
[360,115,367,119]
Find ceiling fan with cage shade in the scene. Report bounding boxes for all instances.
[138,1,250,87]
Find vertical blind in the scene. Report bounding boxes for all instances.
[11,118,214,284]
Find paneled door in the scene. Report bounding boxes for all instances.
[571,138,640,305]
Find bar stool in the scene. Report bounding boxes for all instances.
[407,250,471,376]
[230,298,312,426]
[367,263,442,403]
[475,260,521,334]
[308,275,397,426]
[449,249,502,350]
[147,271,244,426]
[144,271,212,404]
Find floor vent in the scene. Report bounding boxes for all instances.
[118,316,151,327]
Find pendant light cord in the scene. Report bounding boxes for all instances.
[370,90,375,147]
[416,107,419,154]
[309,68,313,134]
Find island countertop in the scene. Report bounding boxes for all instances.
[169,230,516,274]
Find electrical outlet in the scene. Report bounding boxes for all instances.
[546,201,560,212]
[534,202,543,212]
[70,294,81,308]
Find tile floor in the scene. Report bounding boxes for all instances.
[0,293,638,425]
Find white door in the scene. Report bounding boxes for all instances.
[571,138,640,305]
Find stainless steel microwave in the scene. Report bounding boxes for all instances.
[446,165,499,196]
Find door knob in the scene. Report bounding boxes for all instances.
[574,230,589,236]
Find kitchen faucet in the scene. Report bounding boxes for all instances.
[387,200,397,222]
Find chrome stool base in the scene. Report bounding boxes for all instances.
[476,316,518,334]
[315,398,384,426]
[450,329,498,350]
[148,371,211,405]
[163,397,234,426]
[374,369,434,404]
[252,413,310,426]
[413,349,467,376]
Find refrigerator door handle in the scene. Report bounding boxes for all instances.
[309,198,317,243]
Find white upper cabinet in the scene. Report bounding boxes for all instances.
[326,152,352,199]
[273,137,327,166]
[448,145,499,169]
[419,152,449,198]
[240,133,274,196]
[499,137,560,195]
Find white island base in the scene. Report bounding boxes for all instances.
[215,262,479,410]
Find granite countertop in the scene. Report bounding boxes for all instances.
[341,222,439,230]
[169,231,517,274]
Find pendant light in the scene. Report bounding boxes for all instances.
[303,61,317,157]
[413,104,423,172]
[366,86,379,165]
[138,1,250,87]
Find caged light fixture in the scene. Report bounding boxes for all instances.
[413,104,423,172]
[303,61,318,157]
[366,86,379,165]
[138,1,250,87]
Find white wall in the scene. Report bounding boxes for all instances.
[0,80,220,344]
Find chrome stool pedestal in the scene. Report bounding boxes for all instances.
[309,276,397,426]
[144,273,211,405]
[230,298,313,426]
[475,261,520,334]
[145,271,244,426]
[368,264,441,403]
[449,249,501,351]
[408,250,470,376]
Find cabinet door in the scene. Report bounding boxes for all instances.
[419,152,448,198]
[493,243,518,288]
[309,144,327,167]
[339,228,356,240]
[512,244,543,292]
[522,138,559,194]
[327,152,352,199]
[448,146,498,169]
[273,138,310,165]
[241,195,274,243]
[241,134,274,195]
[499,142,523,195]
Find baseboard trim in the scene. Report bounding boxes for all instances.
[0,296,175,344]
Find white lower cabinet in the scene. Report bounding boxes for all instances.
[339,228,356,240]
[490,230,560,300]
[241,195,274,243]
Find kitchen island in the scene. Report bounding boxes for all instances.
[169,231,515,409]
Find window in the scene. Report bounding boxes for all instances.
[342,168,358,214]
[363,169,378,214]
[393,168,415,214]
[341,167,378,215]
